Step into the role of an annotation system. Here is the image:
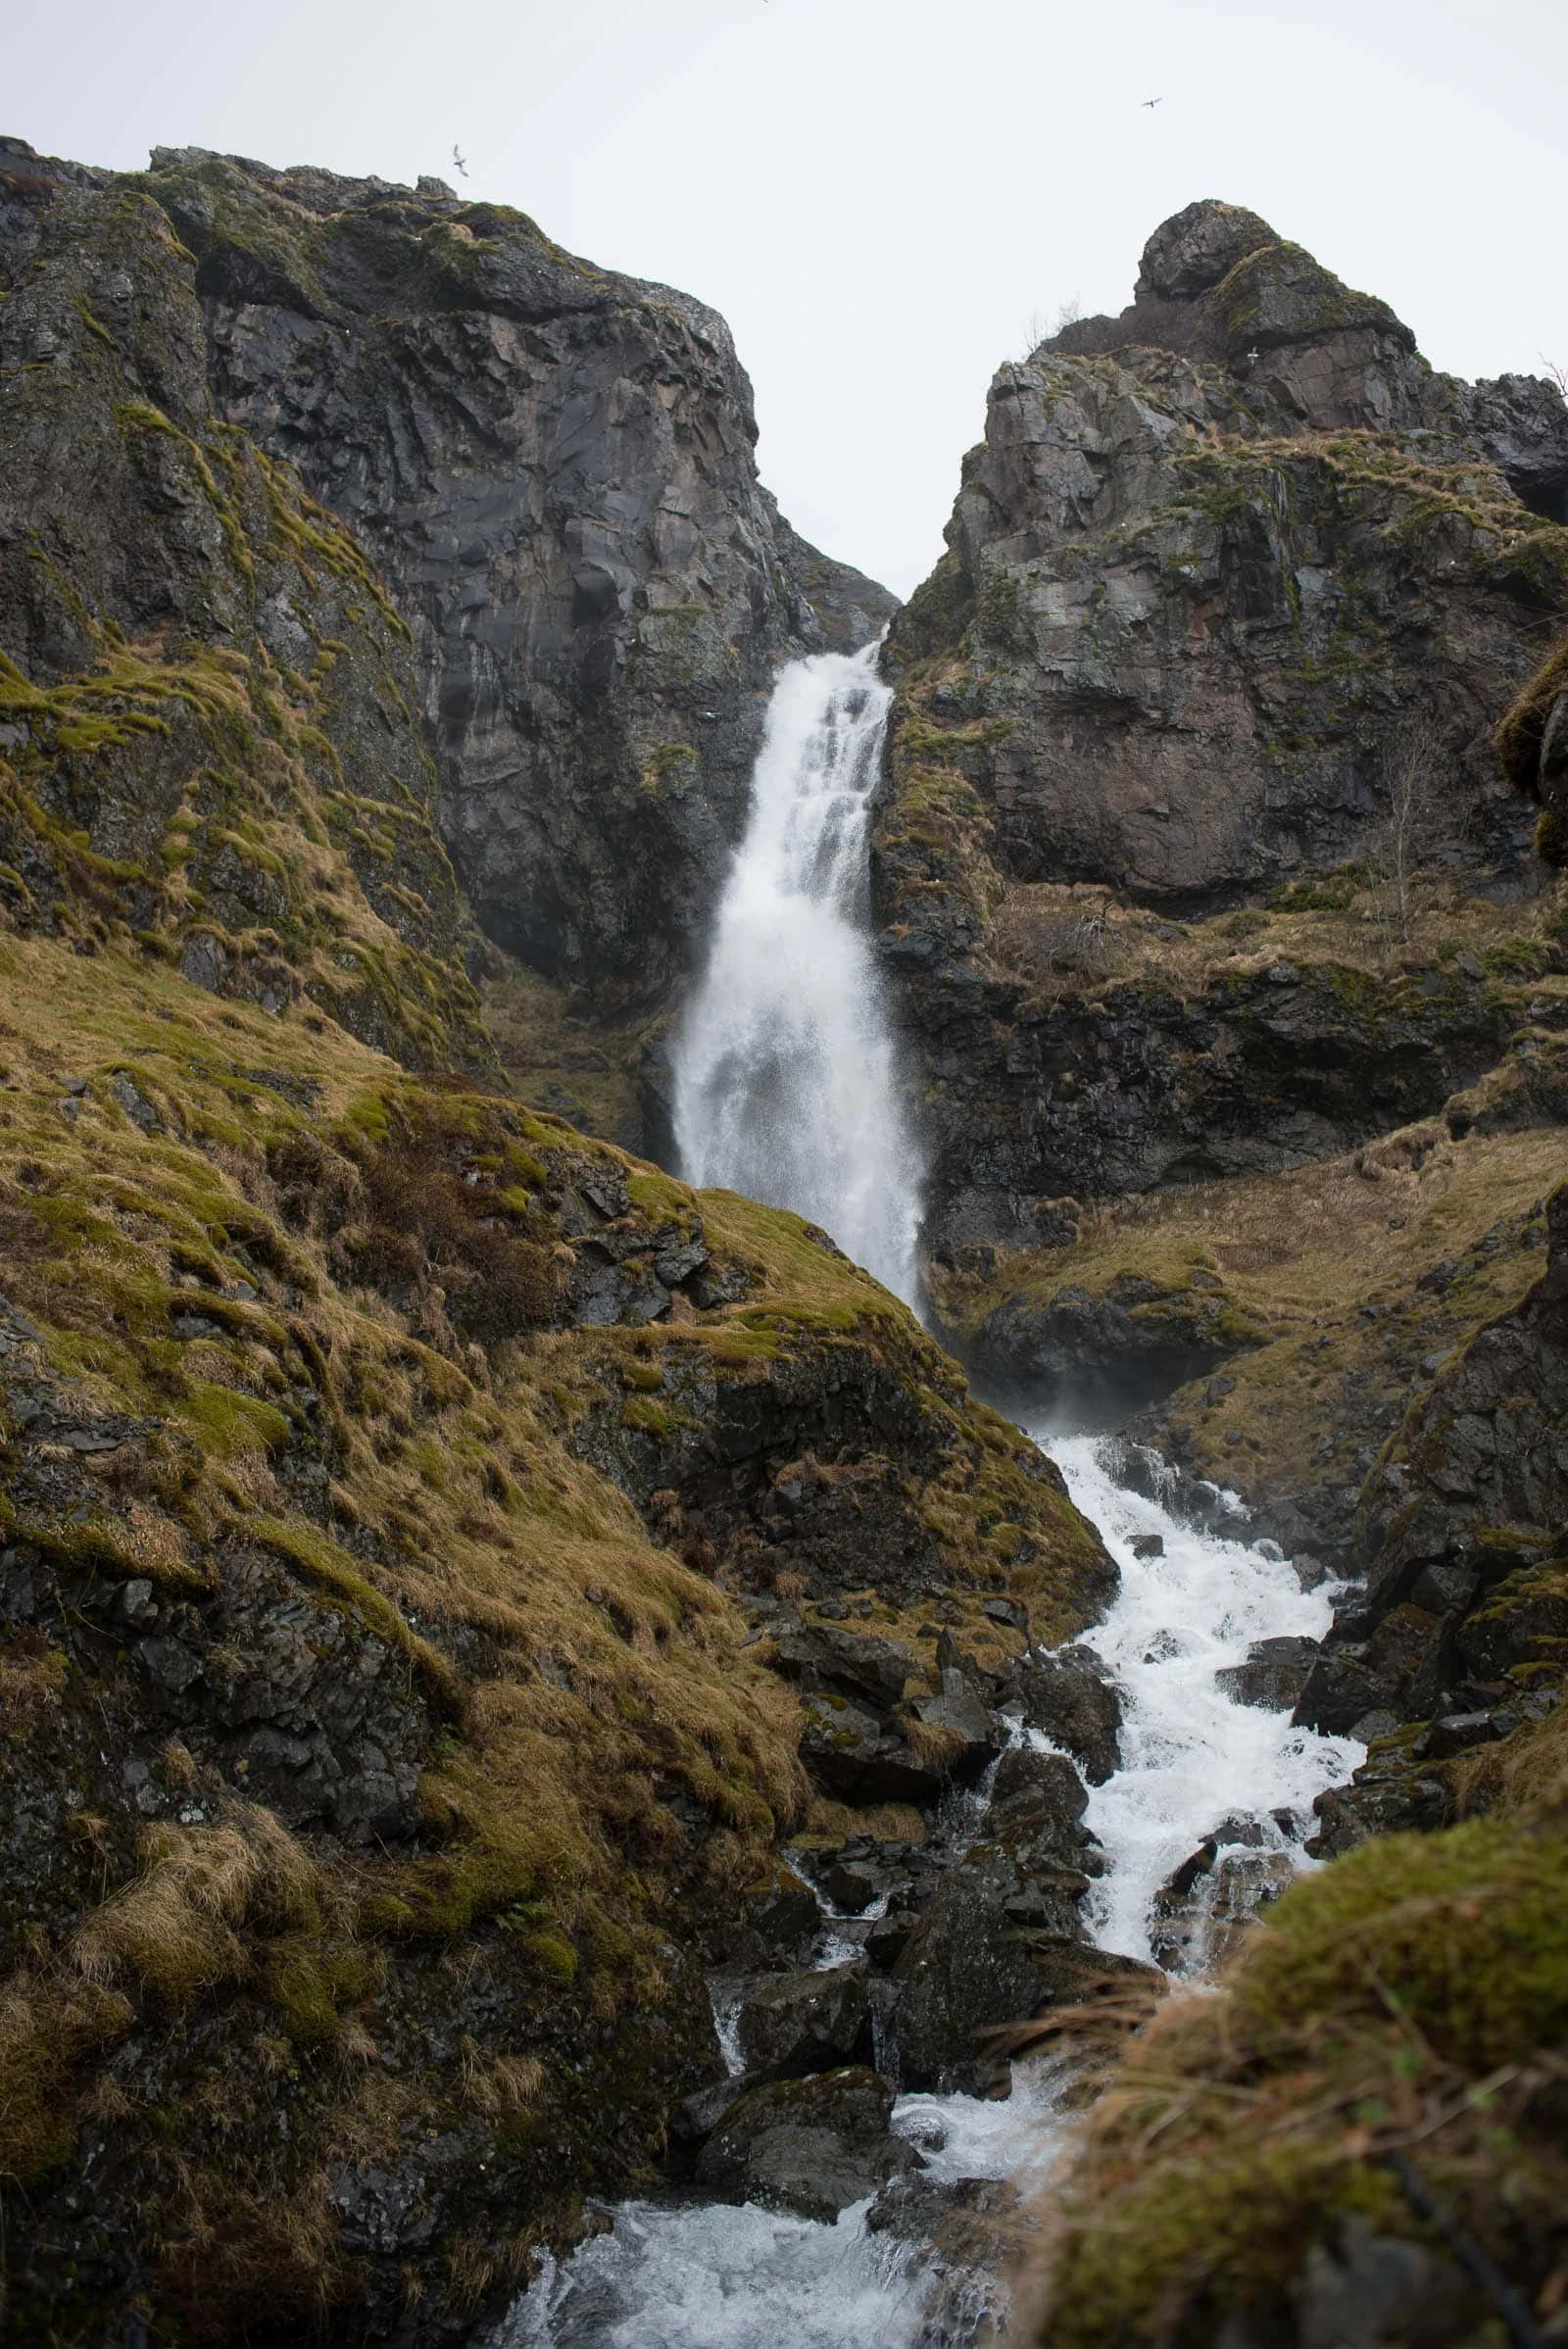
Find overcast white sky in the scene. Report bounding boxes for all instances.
[10,0,1566,595]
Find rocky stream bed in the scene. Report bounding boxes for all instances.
[487,1430,1376,2346]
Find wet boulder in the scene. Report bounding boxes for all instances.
[865,2173,1028,2341]
[910,1666,1005,1781]
[694,2068,919,2222]
[668,2073,759,2152]
[797,1690,948,1805]
[1152,1829,1295,1972]
[1293,1604,1451,1737]
[1216,1634,1320,1712]
[986,1744,1090,1832]
[734,1960,871,2079]
[890,1847,1093,2092]
[1011,1645,1122,1784]
[720,1861,823,1970]
[771,1623,920,1710]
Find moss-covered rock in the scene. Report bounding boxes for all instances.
[0,175,493,1078]
[1016,1813,1568,2349]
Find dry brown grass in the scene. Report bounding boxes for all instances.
[459,2039,545,2117]
[984,867,1566,1003]
[989,885,1125,1000]
[0,1640,67,1737]
[0,1970,134,2182]
[72,1804,321,2005]
[934,1118,1567,1501]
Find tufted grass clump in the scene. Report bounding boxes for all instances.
[73,1803,323,2006]
[1017,1811,1568,2348]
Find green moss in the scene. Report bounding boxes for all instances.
[1236,1820,1568,2068]
[1049,2142,1402,2349]
[265,1934,379,2047]
[248,1515,464,1713]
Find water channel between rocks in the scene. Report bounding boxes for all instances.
[494,1442,1365,2349]
[491,648,1366,2344]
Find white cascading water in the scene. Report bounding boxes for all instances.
[492,650,1365,2347]
[672,644,920,1303]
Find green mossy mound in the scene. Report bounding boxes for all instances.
[1021,1813,1568,2349]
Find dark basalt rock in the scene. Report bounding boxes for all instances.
[1009,1645,1123,1784]
[985,1744,1090,1831]
[1309,1181,1568,1851]
[693,2068,919,2222]
[733,1961,873,2080]
[969,1276,1265,1421]
[878,200,1568,1258]
[1216,1635,1321,1712]
[890,1843,1100,2092]
[770,1623,921,1709]
[122,147,894,1009]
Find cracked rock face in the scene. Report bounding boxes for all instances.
[128,147,894,1004]
[877,198,1568,1254]
[886,200,1568,913]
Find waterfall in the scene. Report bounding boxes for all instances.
[495,649,1367,2347]
[672,644,921,1304]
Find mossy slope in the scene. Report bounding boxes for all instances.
[0,177,493,1076]
[0,923,1106,2339]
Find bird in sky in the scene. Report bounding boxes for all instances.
[1142,96,1163,108]
[452,144,469,177]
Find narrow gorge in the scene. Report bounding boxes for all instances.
[1,135,1565,2349]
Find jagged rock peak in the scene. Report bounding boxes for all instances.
[1048,196,1413,395]
[59,139,899,1005]
[1134,197,1281,300]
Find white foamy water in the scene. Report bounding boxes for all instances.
[672,644,920,1303]
[1040,1436,1364,1962]
[504,2199,927,2349]
[492,1452,1363,2349]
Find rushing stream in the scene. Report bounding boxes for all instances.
[494,651,1364,2345]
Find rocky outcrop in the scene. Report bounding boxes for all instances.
[1303,1180,1568,1851]
[877,199,1568,1255]
[83,143,890,1006]
[0,155,494,1075]
[694,2068,918,2221]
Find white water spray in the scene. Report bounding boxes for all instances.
[1044,1438,1363,1963]
[673,645,921,1303]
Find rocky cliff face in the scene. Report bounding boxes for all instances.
[0,135,1100,2346]
[0,158,494,1076]
[105,144,894,1006]
[879,199,1568,1257]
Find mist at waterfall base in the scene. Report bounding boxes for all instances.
[496,655,1364,2344]
[672,645,920,1305]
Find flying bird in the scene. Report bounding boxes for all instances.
[452,144,469,177]
[1141,96,1163,108]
